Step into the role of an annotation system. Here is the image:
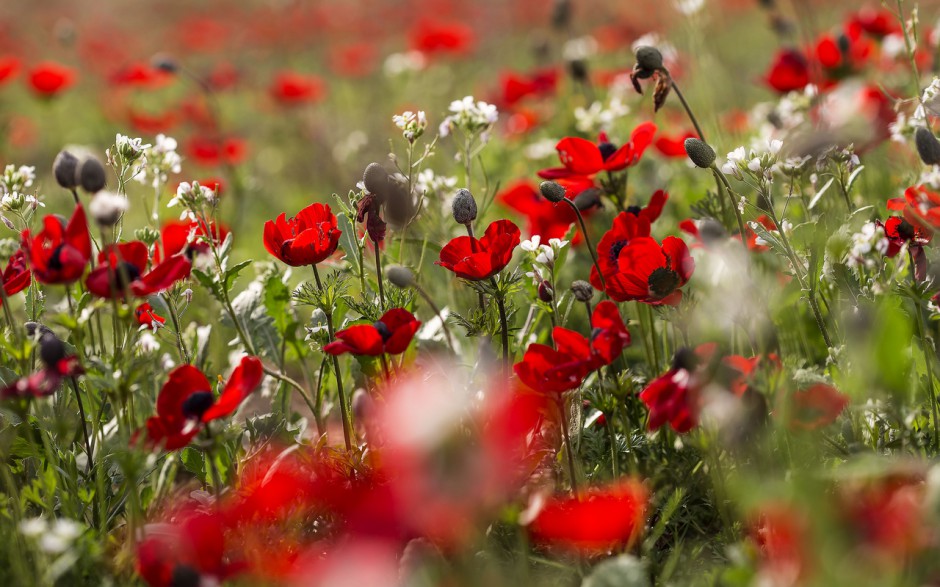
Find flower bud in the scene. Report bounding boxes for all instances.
[634,46,664,72]
[551,0,571,29]
[38,332,67,369]
[385,264,415,288]
[539,180,566,203]
[183,288,193,304]
[363,162,390,197]
[88,191,128,226]
[53,150,79,190]
[684,138,717,168]
[0,216,13,231]
[451,188,477,225]
[568,59,589,83]
[538,280,554,302]
[76,156,107,193]
[698,218,729,246]
[24,322,55,339]
[574,187,602,211]
[150,53,178,73]
[570,280,594,302]
[915,127,940,166]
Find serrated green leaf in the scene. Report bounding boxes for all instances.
[336,213,361,274]
[224,260,253,292]
[179,447,206,482]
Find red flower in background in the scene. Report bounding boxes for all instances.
[514,328,596,394]
[21,205,92,285]
[185,135,247,167]
[888,185,940,231]
[156,219,229,261]
[410,20,475,55]
[1,250,30,304]
[751,505,810,585]
[127,108,179,134]
[330,43,377,78]
[144,356,264,450]
[85,241,191,299]
[878,216,930,281]
[785,383,848,430]
[135,303,166,329]
[110,62,173,89]
[324,308,421,356]
[263,202,341,267]
[27,61,75,97]
[528,480,648,553]
[745,215,778,251]
[589,300,631,365]
[605,236,694,305]
[497,180,577,242]
[437,219,520,280]
[763,49,810,93]
[270,71,326,104]
[841,479,927,559]
[136,508,233,587]
[499,68,558,107]
[640,348,703,433]
[848,7,901,38]
[538,123,657,188]
[0,56,20,85]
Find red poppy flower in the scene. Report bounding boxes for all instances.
[323,308,421,356]
[848,8,901,38]
[21,204,92,285]
[639,348,702,433]
[263,202,341,267]
[85,241,191,299]
[528,480,648,553]
[410,20,474,55]
[2,333,82,399]
[721,353,781,397]
[497,180,578,242]
[144,356,264,450]
[888,185,940,230]
[1,250,30,303]
[156,219,229,262]
[840,480,926,559]
[0,56,20,85]
[330,42,377,78]
[751,504,809,585]
[655,131,697,158]
[270,71,326,105]
[605,236,694,305]
[437,219,521,281]
[136,508,234,587]
[127,108,179,134]
[590,210,653,289]
[880,216,931,256]
[27,61,76,97]
[763,49,810,93]
[786,383,848,431]
[185,136,247,167]
[135,303,166,329]
[589,300,631,365]
[499,68,558,107]
[514,326,598,394]
[110,62,173,89]
[538,123,657,185]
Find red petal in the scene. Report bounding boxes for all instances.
[202,356,264,422]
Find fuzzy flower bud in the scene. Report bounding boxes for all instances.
[574,187,602,211]
[451,188,478,225]
[53,150,79,190]
[915,127,940,166]
[684,138,717,168]
[385,264,415,288]
[634,46,664,72]
[363,162,390,197]
[88,191,128,226]
[570,280,594,302]
[539,180,567,203]
[76,156,107,193]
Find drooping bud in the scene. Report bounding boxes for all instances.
[38,332,67,369]
[385,264,415,288]
[539,180,566,203]
[634,46,664,73]
[538,280,554,302]
[363,162,390,198]
[451,188,478,225]
[570,280,594,302]
[915,127,940,166]
[574,187,602,211]
[684,138,717,168]
[53,150,79,190]
[88,191,128,226]
[383,174,417,229]
[76,156,107,193]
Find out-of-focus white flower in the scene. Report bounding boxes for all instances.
[1,164,36,194]
[562,35,598,61]
[137,332,160,351]
[19,517,47,538]
[383,51,427,76]
[135,134,182,189]
[332,130,368,163]
[393,110,428,142]
[88,191,128,225]
[438,96,498,143]
[524,138,559,160]
[673,0,705,16]
[574,97,630,133]
[846,221,889,270]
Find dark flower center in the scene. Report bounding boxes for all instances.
[111,262,142,291]
[181,390,215,420]
[648,267,680,299]
[896,219,916,241]
[608,239,628,264]
[590,326,604,341]
[598,141,618,161]
[47,244,66,270]
[672,347,698,371]
[170,565,202,587]
[373,320,392,342]
[625,205,642,216]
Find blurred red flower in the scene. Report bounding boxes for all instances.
[640,348,702,433]
[654,131,697,158]
[136,508,234,587]
[185,135,247,167]
[263,202,341,267]
[324,308,421,356]
[786,383,848,431]
[0,56,19,85]
[27,61,76,97]
[410,20,475,55]
[437,219,520,280]
[763,49,810,93]
[497,180,578,242]
[21,205,92,285]
[135,302,166,329]
[85,241,191,299]
[1,250,30,304]
[270,71,326,105]
[110,62,173,89]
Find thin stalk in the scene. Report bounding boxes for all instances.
[556,397,581,498]
[313,265,354,450]
[670,79,707,142]
[373,239,386,309]
[561,199,605,288]
[491,278,511,374]
[414,282,456,352]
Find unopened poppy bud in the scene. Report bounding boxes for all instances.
[385,264,415,288]
[451,188,477,225]
[76,156,107,193]
[88,191,128,226]
[150,53,178,73]
[684,138,717,168]
[568,59,589,83]
[570,280,594,302]
[698,218,729,246]
[539,180,566,203]
[38,332,67,369]
[25,322,55,339]
[363,162,390,197]
[574,187,602,211]
[915,127,940,166]
[53,150,79,190]
[634,46,664,72]
[538,280,554,302]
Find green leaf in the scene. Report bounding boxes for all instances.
[581,555,649,587]
[222,279,282,359]
[336,213,361,274]
[224,260,253,293]
[180,447,206,483]
[263,271,297,340]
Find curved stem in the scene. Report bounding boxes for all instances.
[670,79,706,142]
[562,199,605,289]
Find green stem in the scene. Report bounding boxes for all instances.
[313,265,354,450]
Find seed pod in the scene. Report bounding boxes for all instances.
[38,332,67,369]
[76,156,107,193]
[915,127,940,166]
[684,138,717,168]
[634,46,664,72]
[570,280,594,302]
[539,181,566,203]
[574,187,602,211]
[362,162,390,198]
[451,188,478,225]
[568,59,589,84]
[53,150,79,190]
[383,175,416,229]
[385,264,415,288]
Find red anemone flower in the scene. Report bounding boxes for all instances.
[2,333,82,400]
[263,202,341,267]
[528,480,648,553]
[437,219,521,281]
[135,303,166,329]
[85,241,191,299]
[497,180,578,242]
[589,300,631,365]
[639,348,702,433]
[21,205,92,285]
[410,20,475,56]
[323,308,421,356]
[499,68,558,107]
[0,56,20,85]
[185,136,247,167]
[514,328,595,394]
[591,210,653,289]
[1,250,30,303]
[888,185,940,230]
[128,108,180,134]
[110,62,172,88]
[785,383,849,431]
[136,508,233,587]
[144,356,264,450]
[606,236,694,305]
[270,71,326,105]
[763,49,810,93]
[156,219,229,261]
[538,123,657,186]
[655,131,697,158]
[27,61,76,97]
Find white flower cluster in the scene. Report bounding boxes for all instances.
[720,139,784,181]
[438,96,498,143]
[134,134,183,189]
[168,180,217,220]
[1,191,43,213]
[383,51,427,76]
[521,235,569,267]
[574,97,630,133]
[19,517,83,554]
[115,133,151,163]
[1,164,35,193]
[845,221,890,271]
[393,110,428,142]
[673,0,705,16]
[917,77,940,119]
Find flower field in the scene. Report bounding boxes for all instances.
[1,0,940,585]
